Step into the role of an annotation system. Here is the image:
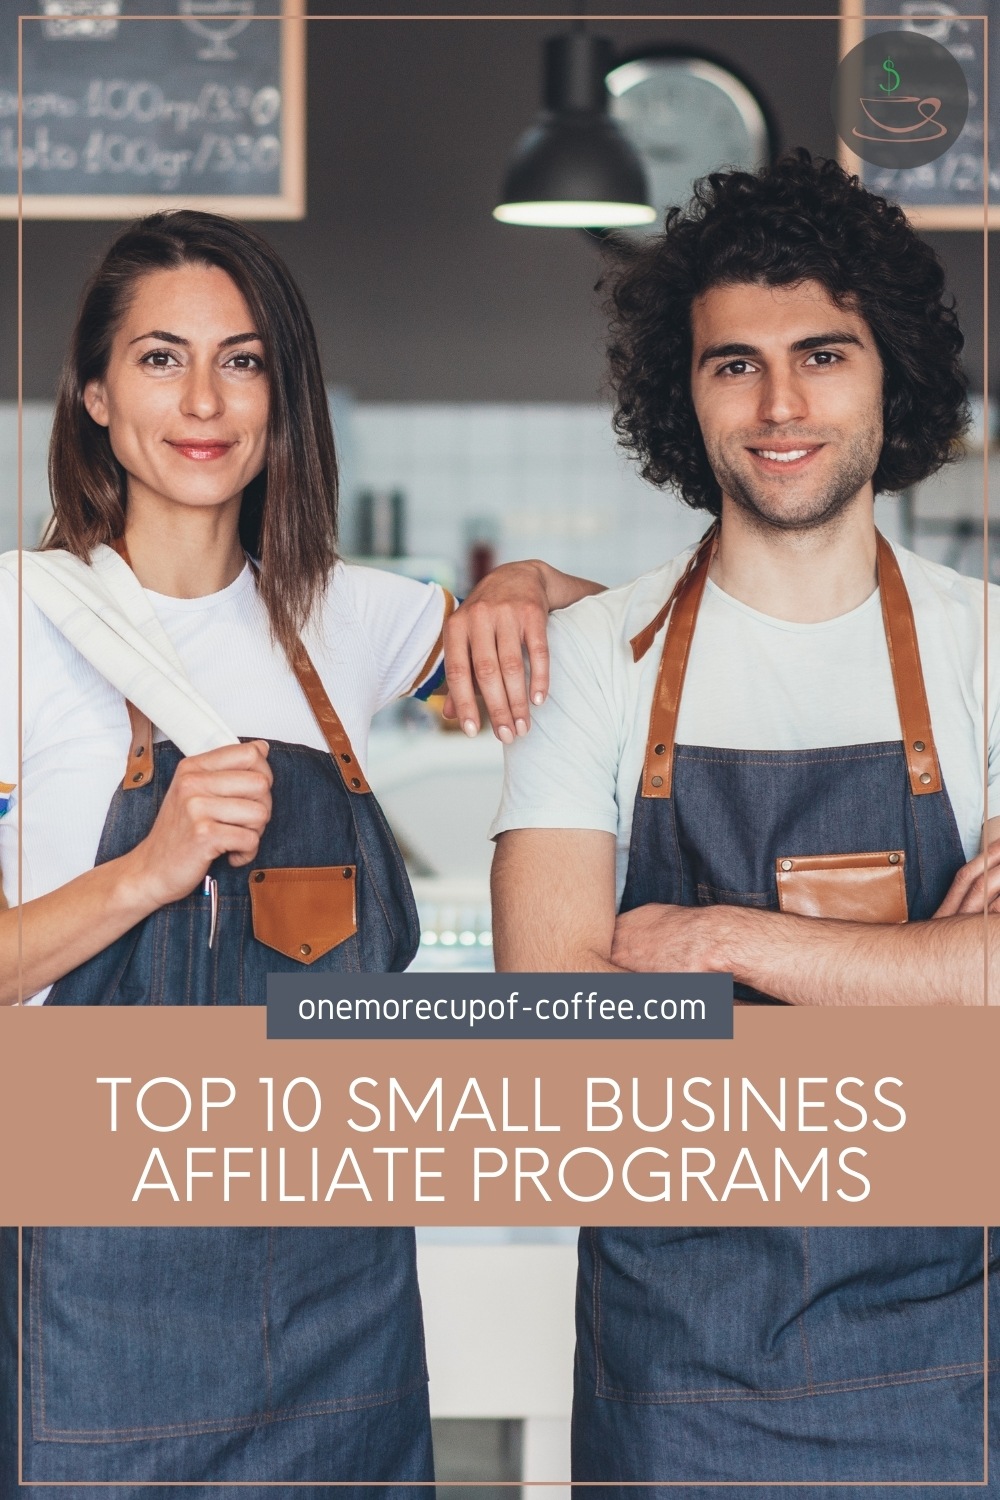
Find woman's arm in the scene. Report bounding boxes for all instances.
[0,740,272,1004]
[1,853,167,1004]
[443,560,605,742]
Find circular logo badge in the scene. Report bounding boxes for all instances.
[831,30,968,169]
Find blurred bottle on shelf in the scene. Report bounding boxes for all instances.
[464,515,500,590]
[357,488,407,558]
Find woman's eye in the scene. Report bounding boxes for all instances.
[139,349,178,368]
[225,352,264,372]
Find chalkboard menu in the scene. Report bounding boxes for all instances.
[840,2,996,227]
[0,1,304,218]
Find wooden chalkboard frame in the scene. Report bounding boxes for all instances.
[838,4,994,228]
[2,2,305,220]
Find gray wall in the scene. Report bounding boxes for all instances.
[1,0,994,403]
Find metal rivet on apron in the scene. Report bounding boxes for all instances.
[351,777,361,789]
[343,868,352,879]
[919,772,932,784]
[654,743,666,755]
[131,772,143,784]
[135,745,144,757]
[299,943,311,956]
[253,871,265,882]
[888,853,901,864]
[780,859,793,871]
[341,752,352,763]
[650,775,663,788]
[913,740,925,752]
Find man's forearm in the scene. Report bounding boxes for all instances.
[708,907,993,1005]
[611,901,995,1004]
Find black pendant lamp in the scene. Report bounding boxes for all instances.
[493,30,655,229]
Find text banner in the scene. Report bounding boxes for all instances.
[0,1006,995,1225]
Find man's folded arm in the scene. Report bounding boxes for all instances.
[490,827,629,973]
[609,822,1000,1006]
[493,826,999,1002]
[611,901,994,1006]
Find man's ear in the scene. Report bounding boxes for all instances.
[83,378,110,428]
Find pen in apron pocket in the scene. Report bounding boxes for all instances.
[203,875,218,949]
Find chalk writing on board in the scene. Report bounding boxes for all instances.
[0,4,303,216]
[0,81,282,192]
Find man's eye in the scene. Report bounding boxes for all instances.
[807,350,841,366]
[719,359,753,376]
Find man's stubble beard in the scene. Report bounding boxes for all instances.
[705,411,884,535]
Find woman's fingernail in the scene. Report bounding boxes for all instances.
[515,719,528,737]
[497,724,514,744]
[463,719,478,737]
[532,692,544,706]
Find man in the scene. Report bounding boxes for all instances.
[490,153,997,1491]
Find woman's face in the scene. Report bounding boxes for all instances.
[84,262,270,524]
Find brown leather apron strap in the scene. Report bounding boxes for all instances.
[634,527,942,803]
[875,532,942,797]
[629,529,716,665]
[287,640,371,795]
[632,526,717,800]
[108,535,369,796]
[123,700,154,791]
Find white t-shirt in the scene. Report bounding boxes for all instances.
[491,541,1000,905]
[0,557,448,1000]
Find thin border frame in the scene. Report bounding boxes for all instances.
[12,8,993,1489]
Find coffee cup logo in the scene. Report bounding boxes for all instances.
[832,30,968,169]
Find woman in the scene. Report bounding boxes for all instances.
[0,211,601,1495]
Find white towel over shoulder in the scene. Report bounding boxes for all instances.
[0,545,239,755]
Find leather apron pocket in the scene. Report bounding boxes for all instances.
[249,865,358,964]
[776,851,908,923]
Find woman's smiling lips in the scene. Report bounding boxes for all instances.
[166,439,236,461]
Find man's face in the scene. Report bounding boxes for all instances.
[689,279,884,531]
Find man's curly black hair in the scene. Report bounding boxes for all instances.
[602,149,969,516]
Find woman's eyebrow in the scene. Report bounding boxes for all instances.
[127,329,261,347]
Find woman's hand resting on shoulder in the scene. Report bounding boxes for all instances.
[442,560,603,743]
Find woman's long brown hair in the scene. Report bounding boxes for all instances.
[45,210,338,655]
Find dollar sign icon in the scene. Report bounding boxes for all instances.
[880,56,901,94]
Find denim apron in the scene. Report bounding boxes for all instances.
[5,586,433,1499]
[572,530,997,1496]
